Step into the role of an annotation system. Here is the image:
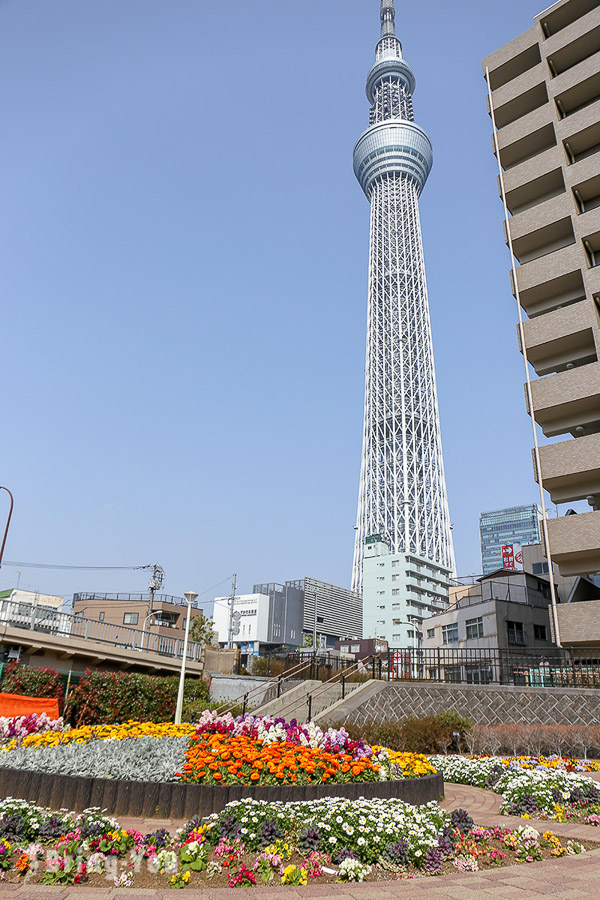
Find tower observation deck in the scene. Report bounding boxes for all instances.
[352,0,455,593]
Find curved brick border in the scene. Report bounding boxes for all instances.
[0,766,443,819]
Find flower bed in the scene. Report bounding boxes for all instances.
[2,714,436,787]
[0,797,594,889]
[0,714,62,747]
[431,755,600,821]
[0,713,442,816]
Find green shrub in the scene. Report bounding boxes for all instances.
[0,661,64,708]
[65,670,209,725]
[339,713,472,754]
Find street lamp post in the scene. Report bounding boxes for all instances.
[0,487,14,569]
[139,610,166,651]
[175,590,198,725]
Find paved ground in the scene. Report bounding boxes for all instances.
[3,783,600,898]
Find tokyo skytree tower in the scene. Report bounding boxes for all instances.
[352,0,454,592]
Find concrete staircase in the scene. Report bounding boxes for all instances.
[253,679,364,722]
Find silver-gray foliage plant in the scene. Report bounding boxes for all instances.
[3,736,188,782]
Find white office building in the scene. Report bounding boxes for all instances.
[362,535,451,646]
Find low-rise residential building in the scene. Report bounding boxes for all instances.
[424,570,556,657]
[362,535,451,646]
[0,589,64,612]
[72,592,202,644]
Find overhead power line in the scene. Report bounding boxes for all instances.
[1,561,154,571]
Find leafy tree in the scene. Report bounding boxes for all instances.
[189,614,217,647]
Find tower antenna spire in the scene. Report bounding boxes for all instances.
[381,0,396,37]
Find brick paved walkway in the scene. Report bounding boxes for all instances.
[3,783,600,898]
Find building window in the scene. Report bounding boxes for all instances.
[290,629,296,639]
[444,666,461,683]
[392,618,401,625]
[392,574,399,581]
[534,624,547,641]
[392,589,399,596]
[377,619,385,624]
[378,605,386,609]
[465,617,484,640]
[351,644,360,653]
[98,612,105,622]
[340,645,349,653]
[427,628,435,639]
[392,560,399,568]
[378,590,385,595]
[507,620,526,645]
[392,634,402,641]
[466,664,492,685]
[377,576,385,581]
[378,562,385,567]
[123,613,139,626]
[442,623,459,644]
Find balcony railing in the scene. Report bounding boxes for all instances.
[0,600,203,662]
[72,592,202,610]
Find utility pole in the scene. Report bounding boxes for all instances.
[227,573,238,649]
[148,564,165,620]
[0,488,14,569]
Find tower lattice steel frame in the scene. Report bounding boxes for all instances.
[352,0,454,592]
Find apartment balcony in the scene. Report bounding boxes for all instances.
[544,9,600,74]
[561,117,600,169]
[558,97,600,149]
[497,107,556,170]
[488,63,546,115]
[541,1,600,46]
[513,243,586,312]
[486,39,541,91]
[554,69,600,120]
[527,359,600,436]
[535,432,600,503]
[504,164,565,216]
[555,598,600,647]
[508,209,575,265]
[547,509,600,576]
[539,0,599,41]
[508,189,573,237]
[520,302,598,375]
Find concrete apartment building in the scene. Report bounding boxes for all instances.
[72,592,202,644]
[483,0,600,580]
[424,569,556,658]
[362,534,450,646]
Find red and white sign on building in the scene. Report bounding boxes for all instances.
[502,543,523,570]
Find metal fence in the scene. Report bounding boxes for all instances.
[387,647,600,688]
[0,599,203,663]
[270,647,600,688]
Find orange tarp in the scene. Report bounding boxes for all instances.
[0,693,60,719]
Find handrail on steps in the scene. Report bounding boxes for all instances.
[274,656,374,722]
[214,658,314,717]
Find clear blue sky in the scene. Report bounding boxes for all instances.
[1,0,556,608]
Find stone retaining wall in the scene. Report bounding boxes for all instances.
[324,681,600,727]
[0,767,443,819]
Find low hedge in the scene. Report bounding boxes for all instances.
[339,712,473,754]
